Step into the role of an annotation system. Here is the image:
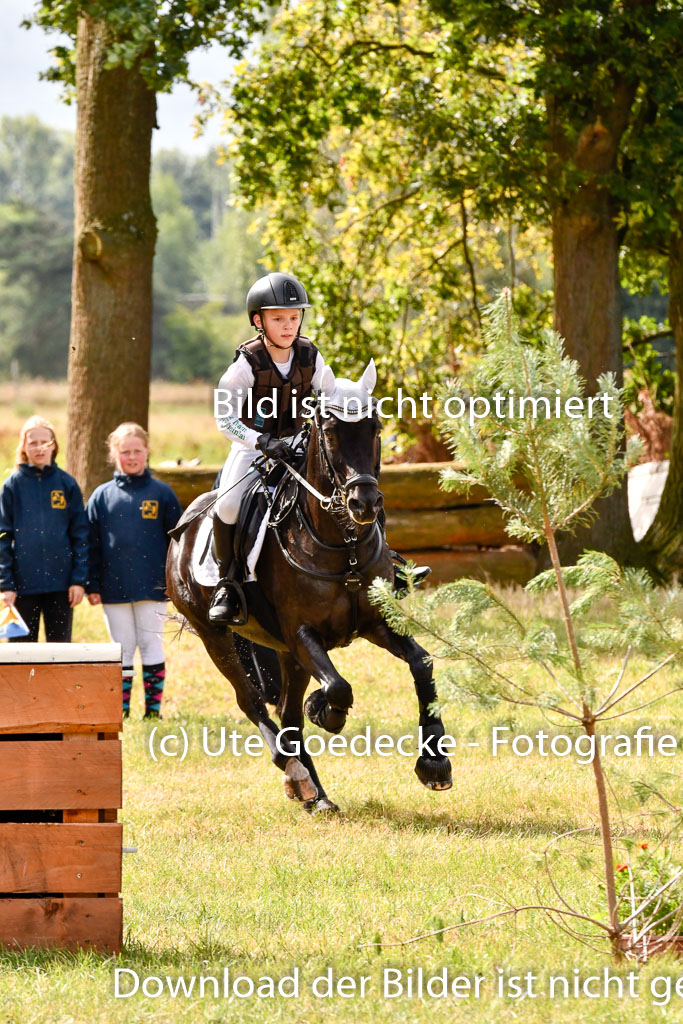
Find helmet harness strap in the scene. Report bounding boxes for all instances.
[256,308,305,351]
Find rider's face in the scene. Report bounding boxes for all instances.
[255,308,302,349]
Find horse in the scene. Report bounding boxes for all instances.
[166,364,452,813]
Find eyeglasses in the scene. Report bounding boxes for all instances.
[25,440,55,451]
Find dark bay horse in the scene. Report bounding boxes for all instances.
[166,369,452,812]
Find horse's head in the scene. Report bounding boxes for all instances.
[313,361,384,525]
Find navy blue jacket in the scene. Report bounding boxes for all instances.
[0,462,89,595]
[87,469,181,604]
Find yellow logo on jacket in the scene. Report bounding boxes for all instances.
[141,500,159,519]
[51,490,66,509]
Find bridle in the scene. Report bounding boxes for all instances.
[313,406,381,514]
[267,404,385,644]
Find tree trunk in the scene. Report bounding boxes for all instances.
[67,14,157,497]
[548,86,638,564]
[640,218,683,575]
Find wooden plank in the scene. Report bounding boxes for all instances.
[0,663,122,733]
[0,740,121,810]
[380,462,490,509]
[0,897,122,953]
[153,465,219,510]
[154,461,533,511]
[385,505,511,550]
[0,643,121,664]
[0,823,122,893]
[397,546,538,586]
[156,461,492,511]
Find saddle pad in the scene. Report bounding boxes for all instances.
[192,512,271,588]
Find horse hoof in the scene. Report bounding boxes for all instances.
[304,796,340,815]
[304,689,348,734]
[283,758,318,803]
[414,756,452,791]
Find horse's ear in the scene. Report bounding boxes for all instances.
[319,366,336,396]
[361,359,377,394]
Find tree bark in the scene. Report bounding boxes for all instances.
[640,218,683,575]
[548,84,638,564]
[67,14,157,496]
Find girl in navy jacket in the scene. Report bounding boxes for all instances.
[87,423,181,718]
[0,416,88,642]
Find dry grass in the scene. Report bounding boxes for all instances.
[0,596,681,1023]
[0,380,226,476]
[1,386,682,1022]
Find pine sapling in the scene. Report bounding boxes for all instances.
[371,290,683,958]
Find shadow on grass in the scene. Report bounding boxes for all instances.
[350,799,580,838]
[0,937,248,971]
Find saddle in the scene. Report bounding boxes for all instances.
[232,461,300,579]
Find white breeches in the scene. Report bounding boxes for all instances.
[102,601,167,667]
[214,444,263,525]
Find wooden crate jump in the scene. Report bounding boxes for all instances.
[156,462,537,585]
[0,643,123,953]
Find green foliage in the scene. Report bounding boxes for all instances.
[149,149,264,380]
[154,149,231,239]
[0,123,263,381]
[223,0,552,397]
[622,321,676,416]
[0,115,73,221]
[438,291,641,545]
[370,291,682,818]
[222,0,682,409]
[160,305,242,382]
[616,843,683,938]
[29,0,267,92]
[0,202,72,377]
[528,550,683,659]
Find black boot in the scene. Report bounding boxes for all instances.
[208,518,246,624]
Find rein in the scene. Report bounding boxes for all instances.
[267,411,384,644]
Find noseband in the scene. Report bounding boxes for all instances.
[314,408,380,512]
[267,407,385,644]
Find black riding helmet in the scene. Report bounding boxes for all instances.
[246,272,311,327]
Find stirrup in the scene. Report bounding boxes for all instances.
[208,578,248,626]
[391,550,432,594]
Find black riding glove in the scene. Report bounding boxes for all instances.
[256,433,294,462]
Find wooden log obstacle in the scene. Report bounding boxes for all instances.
[157,461,537,585]
[0,643,123,953]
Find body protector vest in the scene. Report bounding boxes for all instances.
[235,335,319,438]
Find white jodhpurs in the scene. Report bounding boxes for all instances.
[102,601,167,667]
[214,445,262,525]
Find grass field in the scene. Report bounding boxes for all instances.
[1,384,683,1022]
[1,594,682,1023]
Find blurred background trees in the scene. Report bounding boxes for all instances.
[0,115,262,384]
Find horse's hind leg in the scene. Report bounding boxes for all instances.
[278,653,339,814]
[200,627,316,798]
[363,621,452,791]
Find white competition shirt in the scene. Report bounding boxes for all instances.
[216,348,331,449]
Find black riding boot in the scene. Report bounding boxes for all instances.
[208,517,245,624]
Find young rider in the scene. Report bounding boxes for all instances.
[210,271,335,623]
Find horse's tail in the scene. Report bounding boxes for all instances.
[233,634,282,705]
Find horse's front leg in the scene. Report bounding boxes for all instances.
[293,625,353,735]
[363,620,452,791]
[278,653,339,814]
[198,626,314,792]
